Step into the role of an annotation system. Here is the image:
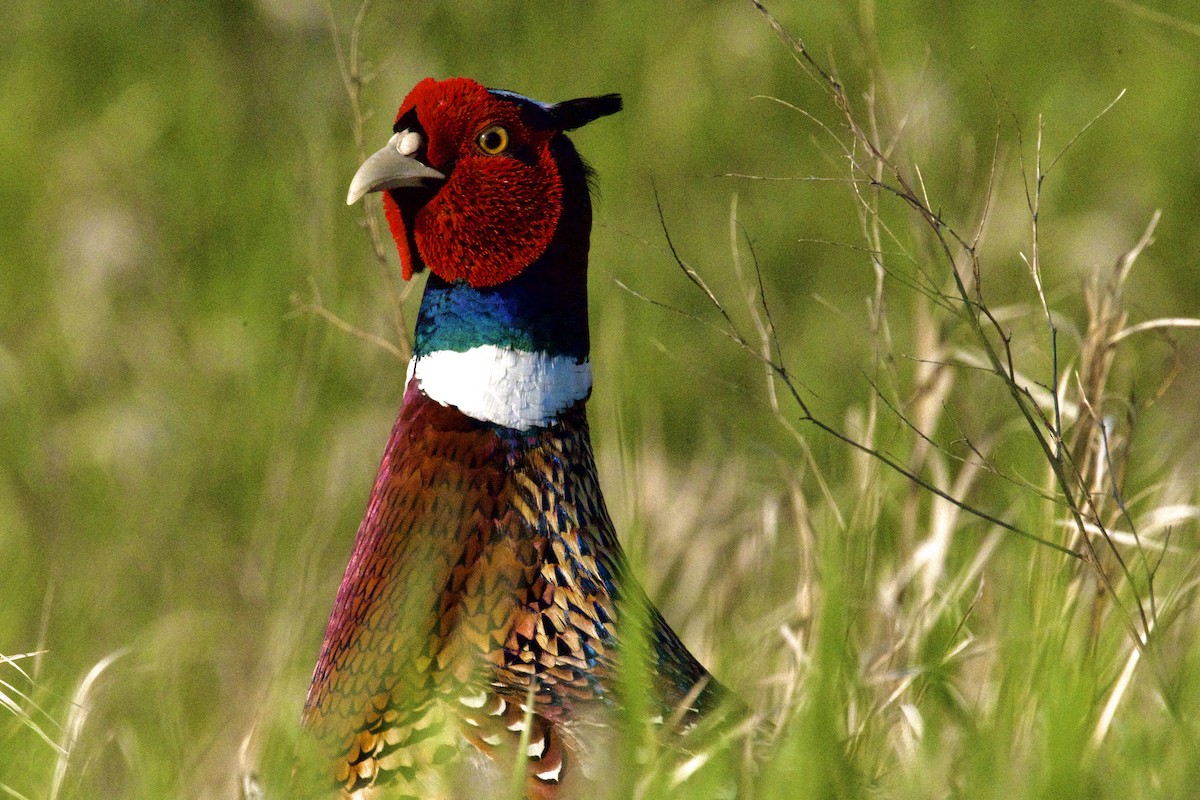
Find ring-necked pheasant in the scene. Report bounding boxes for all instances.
[303,77,727,799]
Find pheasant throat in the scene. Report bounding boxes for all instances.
[407,346,592,430]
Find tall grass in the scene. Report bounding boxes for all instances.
[724,5,1197,797]
[606,3,1200,797]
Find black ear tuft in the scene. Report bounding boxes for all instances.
[549,94,623,131]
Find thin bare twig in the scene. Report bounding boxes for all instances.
[649,187,1080,557]
[289,288,406,361]
[325,0,415,356]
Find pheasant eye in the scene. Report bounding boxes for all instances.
[476,125,509,155]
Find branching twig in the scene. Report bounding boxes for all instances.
[325,0,415,357]
[288,277,405,360]
[650,193,1080,557]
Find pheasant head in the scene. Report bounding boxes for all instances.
[349,76,620,289]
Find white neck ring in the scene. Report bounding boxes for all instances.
[408,345,591,430]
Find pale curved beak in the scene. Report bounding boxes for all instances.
[346,133,446,205]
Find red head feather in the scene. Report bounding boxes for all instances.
[382,77,564,287]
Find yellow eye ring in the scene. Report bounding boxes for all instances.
[477,125,510,155]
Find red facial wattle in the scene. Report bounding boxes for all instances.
[382,77,565,288]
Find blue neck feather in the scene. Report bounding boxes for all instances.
[414,268,590,361]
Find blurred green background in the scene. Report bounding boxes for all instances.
[3,0,1199,796]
